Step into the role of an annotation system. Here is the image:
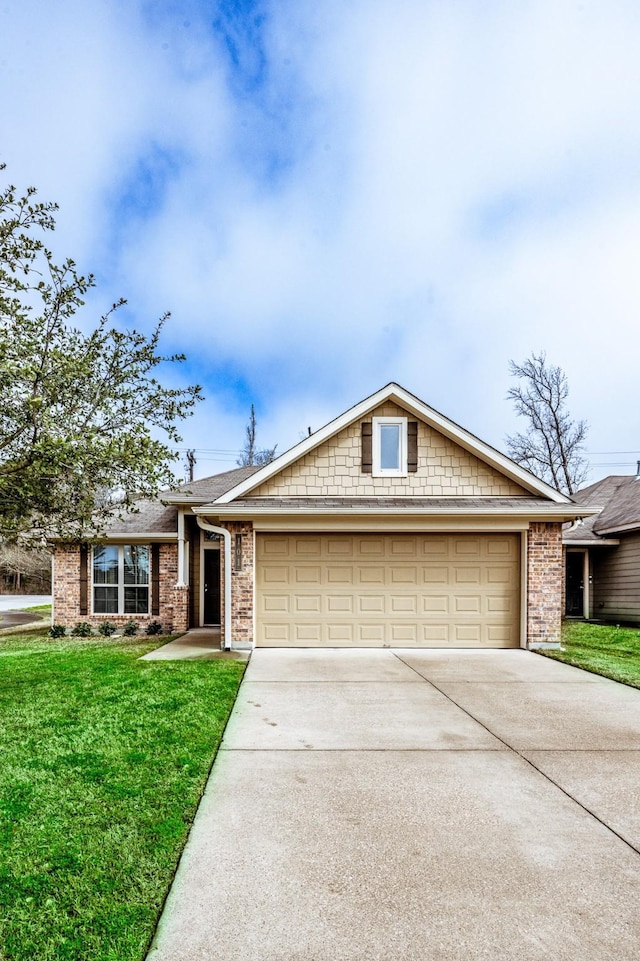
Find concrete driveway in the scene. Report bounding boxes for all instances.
[147,649,640,960]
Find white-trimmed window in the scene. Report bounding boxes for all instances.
[93,545,150,615]
[372,416,408,476]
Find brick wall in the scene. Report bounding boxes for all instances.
[220,521,254,649]
[527,522,563,647]
[53,542,188,633]
[254,402,525,498]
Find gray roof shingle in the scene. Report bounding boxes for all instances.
[103,466,261,535]
[563,475,640,540]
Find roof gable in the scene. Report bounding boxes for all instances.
[214,383,569,505]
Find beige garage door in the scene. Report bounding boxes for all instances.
[255,533,520,648]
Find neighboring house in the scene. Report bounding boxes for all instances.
[563,473,640,624]
[53,383,587,649]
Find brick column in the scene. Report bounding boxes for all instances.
[527,522,563,648]
[52,544,83,624]
[221,521,254,649]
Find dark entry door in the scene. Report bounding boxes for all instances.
[204,550,221,625]
[565,552,585,616]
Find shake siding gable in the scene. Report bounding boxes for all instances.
[253,402,527,498]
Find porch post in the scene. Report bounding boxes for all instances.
[196,517,231,650]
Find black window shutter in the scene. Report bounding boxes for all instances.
[408,421,418,472]
[79,545,88,616]
[361,422,373,473]
[151,544,160,616]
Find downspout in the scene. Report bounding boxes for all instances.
[196,517,231,651]
[176,510,186,587]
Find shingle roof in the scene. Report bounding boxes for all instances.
[166,466,262,502]
[105,500,178,534]
[103,466,262,535]
[563,475,640,540]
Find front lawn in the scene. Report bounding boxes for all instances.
[0,630,245,961]
[543,620,640,688]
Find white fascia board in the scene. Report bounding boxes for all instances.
[593,522,640,536]
[213,382,570,505]
[564,538,620,546]
[161,495,213,505]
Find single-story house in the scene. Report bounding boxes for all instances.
[53,383,589,649]
[564,473,640,624]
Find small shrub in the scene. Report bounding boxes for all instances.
[71,621,93,637]
[98,621,117,637]
[145,620,163,636]
[122,619,138,637]
[49,624,67,638]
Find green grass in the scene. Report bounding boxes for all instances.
[543,620,640,688]
[0,629,245,961]
[21,604,52,616]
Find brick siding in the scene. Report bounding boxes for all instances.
[527,522,563,647]
[220,521,254,649]
[53,542,188,634]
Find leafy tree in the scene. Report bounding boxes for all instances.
[505,351,588,495]
[237,403,277,467]
[0,164,202,543]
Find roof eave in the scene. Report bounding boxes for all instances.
[593,521,640,536]
[564,538,620,546]
[194,503,588,521]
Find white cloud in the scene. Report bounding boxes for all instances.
[3,0,640,480]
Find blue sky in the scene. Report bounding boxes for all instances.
[2,0,640,480]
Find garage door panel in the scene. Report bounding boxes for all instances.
[358,538,385,555]
[295,624,322,643]
[454,596,482,613]
[327,595,353,613]
[455,624,482,643]
[357,566,386,584]
[391,595,418,614]
[454,538,481,555]
[294,567,322,584]
[261,595,290,613]
[422,595,449,613]
[358,595,385,613]
[391,624,418,643]
[295,595,322,614]
[263,567,289,584]
[327,567,354,584]
[420,538,448,556]
[263,623,290,642]
[256,533,520,648]
[422,567,448,584]
[359,624,385,643]
[390,538,417,556]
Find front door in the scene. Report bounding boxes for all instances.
[565,552,585,617]
[203,550,221,625]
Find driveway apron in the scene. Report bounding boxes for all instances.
[147,649,640,961]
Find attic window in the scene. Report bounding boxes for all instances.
[372,417,407,476]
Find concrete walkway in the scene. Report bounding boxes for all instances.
[140,629,250,662]
[147,649,640,960]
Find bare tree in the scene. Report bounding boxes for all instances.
[506,352,588,495]
[0,542,51,592]
[237,405,277,467]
